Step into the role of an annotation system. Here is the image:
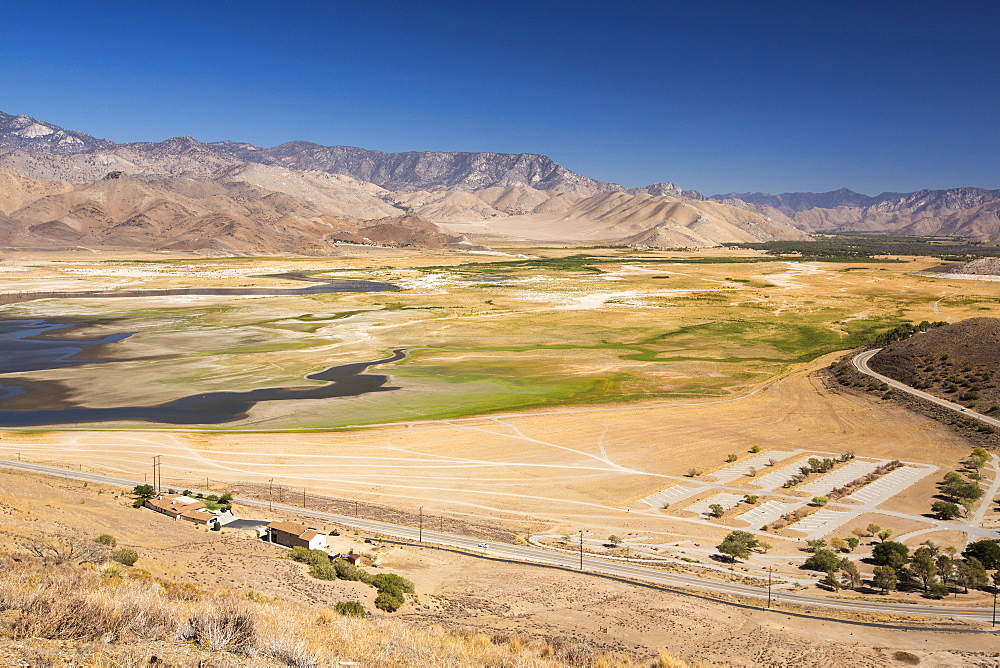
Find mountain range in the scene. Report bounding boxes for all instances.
[0,110,998,254]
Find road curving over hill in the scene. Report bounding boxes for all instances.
[853,348,1000,429]
[0,456,996,629]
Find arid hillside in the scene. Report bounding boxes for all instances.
[0,168,474,254]
[869,318,1000,415]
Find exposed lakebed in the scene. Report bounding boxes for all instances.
[0,272,399,305]
[0,274,405,425]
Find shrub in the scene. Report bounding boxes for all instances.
[112,548,139,567]
[94,534,117,548]
[708,503,725,518]
[750,445,761,453]
[334,601,366,618]
[366,573,415,596]
[726,454,738,462]
[333,558,365,581]
[309,561,338,581]
[288,547,328,567]
[374,590,404,612]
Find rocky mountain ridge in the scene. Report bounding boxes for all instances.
[2,110,997,247]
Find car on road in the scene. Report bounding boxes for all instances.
[960,408,968,412]
[477,542,489,549]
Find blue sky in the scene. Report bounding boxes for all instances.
[1,1,996,194]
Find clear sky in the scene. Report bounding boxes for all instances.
[1,1,996,195]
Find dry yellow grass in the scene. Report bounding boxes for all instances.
[0,556,690,667]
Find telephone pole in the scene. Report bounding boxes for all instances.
[152,456,161,493]
[579,530,584,571]
[766,566,774,609]
[993,586,997,627]
[268,478,273,512]
[419,506,423,543]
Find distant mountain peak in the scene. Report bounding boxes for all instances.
[0,111,114,154]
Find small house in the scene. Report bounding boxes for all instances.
[265,520,328,550]
[145,494,206,519]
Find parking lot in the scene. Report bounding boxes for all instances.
[734,499,804,529]
[638,484,701,509]
[686,493,744,516]
[797,460,880,497]
[710,450,794,484]
[847,465,935,505]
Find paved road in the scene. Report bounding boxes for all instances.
[1,457,996,627]
[853,349,1000,429]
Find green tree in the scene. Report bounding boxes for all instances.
[708,503,725,518]
[877,529,893,543]
[717,531,760,562]
[908,546,939,593]
[936,552,956,587]
[872,541,909,570]
[966,447,989,471]
[839,558,862,588]
[931,500,961,520]
[829,537,848,553]
[962,539,1000,569]
[607,535,622,547]
[927,581,949,599]
[132,484,155,498]
[942,478,983,502]
[821,570,842,590]
[803,548,840,573]
[846,537,860,551]
[865,523,881,537]
[811,496,828,506]
[956,556,989,593]
[804,538,827,553]
[872,565,898,593]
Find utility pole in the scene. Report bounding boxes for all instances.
[579,530,584,571]
[268,478,273,512]
[993,586,997,627]
[152,456,161,493]
[419,506,423,543]
[766,566,774,609]
[354,500,359,517]
[302,487,307,508]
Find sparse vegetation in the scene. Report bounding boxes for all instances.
[94,534,117,548]
[286,547,414,612]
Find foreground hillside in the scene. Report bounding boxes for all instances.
[869,318,1000,416]
[0,467,993,666]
